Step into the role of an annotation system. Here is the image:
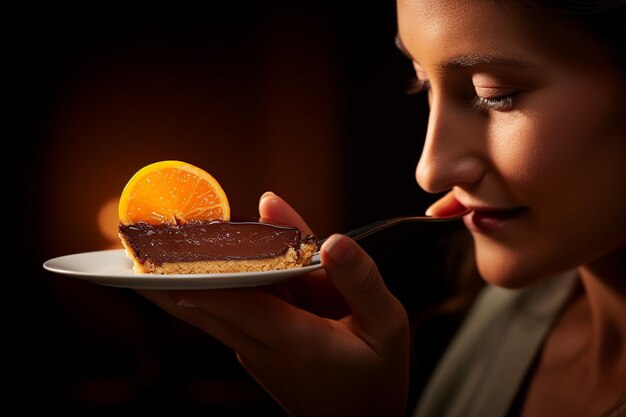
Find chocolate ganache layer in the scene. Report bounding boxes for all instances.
[119,221,316,266]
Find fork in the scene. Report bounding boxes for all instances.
[314,211,467,256]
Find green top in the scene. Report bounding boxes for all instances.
[413,271,578,417]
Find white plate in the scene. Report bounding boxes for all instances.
[43,249,323,290]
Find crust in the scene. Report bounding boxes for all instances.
[120,233,317,274]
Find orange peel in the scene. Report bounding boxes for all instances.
[118,160,230,226]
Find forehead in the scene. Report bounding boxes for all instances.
[396,0,590,69]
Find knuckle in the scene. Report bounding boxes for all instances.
[351,259,383,297]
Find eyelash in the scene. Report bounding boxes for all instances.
[472,94,516,112]
[406,76,517,112]
[406,77,430,95]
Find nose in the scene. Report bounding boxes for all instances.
[416,98,486,193]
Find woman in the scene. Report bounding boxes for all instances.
[139,1,626,416]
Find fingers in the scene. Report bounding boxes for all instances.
[320,234,408,349]
[258,191,314,235]
[169,286,334,356]
[136,289,274,360]
[279,271,351,320]
[425,190,466,217]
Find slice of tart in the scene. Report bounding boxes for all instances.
[117,161,317,274]
[119,221,317,274]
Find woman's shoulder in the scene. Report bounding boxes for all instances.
[412,271,579,417]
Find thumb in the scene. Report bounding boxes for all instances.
[320,234,407,344]
[258,191,314,235]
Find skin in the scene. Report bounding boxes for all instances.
[401,0,626,289]
[398,2,626,415]
[139,1,626,416]
[139,193,411,417]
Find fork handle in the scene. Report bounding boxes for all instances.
[316,215,455,248]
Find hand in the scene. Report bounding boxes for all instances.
[425,190,465,217]
[137,192,410,417]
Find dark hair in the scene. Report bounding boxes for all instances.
[514,0,626,70]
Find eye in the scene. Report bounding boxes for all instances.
[472,93,516,112]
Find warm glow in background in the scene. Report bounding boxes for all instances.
[40,16,342,256]
[98,197,121,248]
[15,4,465,414]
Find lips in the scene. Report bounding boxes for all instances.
[427,191,527,233]
[465,206,528,233]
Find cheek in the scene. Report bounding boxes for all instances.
[478,79,626,283]
[483,111,563,201]
[489,82,626,201]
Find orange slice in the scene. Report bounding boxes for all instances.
[119,160,230,226]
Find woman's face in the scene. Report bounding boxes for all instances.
[397,0,626,287]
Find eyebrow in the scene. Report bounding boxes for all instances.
[446,55,532,69]
[394,33,532,70]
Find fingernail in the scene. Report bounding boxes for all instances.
[324,234,353,266]
[260,191,275,203]
[425,198,441,216]
[177,299,197,308]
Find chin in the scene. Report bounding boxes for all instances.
[476,263,535,289]
[473,243,546,290]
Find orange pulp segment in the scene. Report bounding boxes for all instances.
[119,160,230,226]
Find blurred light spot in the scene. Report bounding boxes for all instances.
[98,197,122,248]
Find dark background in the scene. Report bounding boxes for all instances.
[13,2,470,415]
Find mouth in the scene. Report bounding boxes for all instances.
[464,206,528,233]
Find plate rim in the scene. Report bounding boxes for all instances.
[43,248,323,280]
